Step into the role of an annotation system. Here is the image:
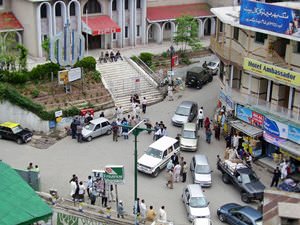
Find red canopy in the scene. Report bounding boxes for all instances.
[147,3,214,22]
[0,12,23,31]
[82,15,121,36]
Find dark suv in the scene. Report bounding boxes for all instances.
[0,122,33,144]
[185,67,213,89]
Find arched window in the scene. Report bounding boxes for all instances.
[83,0,101,14]
[55,3,61,17]
[69,3,76,16]
[41,4,47,18]
[112,0,117,11]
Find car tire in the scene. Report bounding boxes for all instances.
[17,138,23,145]
[106,129,112,135]
[222,173,230,184]
[152,168,159,177]
[209,76,213,82]
[241,193,250,203]
[197,84,203,89]
[87,136,92,142]
[218,213,226,222]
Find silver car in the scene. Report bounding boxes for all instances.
[82,118,112,142]
[207,60,220,75]
[180,122,199,151]
[172,101,198,126]
[190,154,212,187]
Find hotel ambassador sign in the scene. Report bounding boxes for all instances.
[243,58,300,87]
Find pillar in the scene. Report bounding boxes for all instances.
[141,0,146,44]
[109,0,113,48]
[117,0,123,47]
[230,65,234,88]
[129,0,135,46]
[289,87,294,110]
[267,80,272,102]
[248,74,252,95]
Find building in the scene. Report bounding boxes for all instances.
[210,1,300,177]
[0,0,217,58]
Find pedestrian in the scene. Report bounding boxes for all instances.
[166,169,174,189]
[101,187,108,208]
[167,85,174,101]
[206,128,212,144]
[135,104,141,119]
[233,133,240,150]
[279,160,288,180]
[153,122,160,140]
[76,122,83,143]
[173,162,181,182]
[78,181,85,202]
[111,120,119,142]
[270,167,281,187]
[146,206,156,224]
[142,97,147,114]
[155,125,166,140]
[84,112,93,124]
[69,174,77,183]
[140,199,147,223]
[121,118,129,139]
[171,153,179,165]
[86,176,93,197]
[158,206,167,222]
[204,117,210,131]
[198,107,204,129]
[117,200,125,218]
[182,161,188,183]
[214,123,221,140]
[108,184,115,202]
[70,178,77,200]
[179,156,184,176]
[116,118,122,137]
[99,111,105,117]
[225,134,232,148]
[70,119,77,139]
[89,187,97,205]
[27,162,33,171]
[117,106,123,120]
[166,159,174,172]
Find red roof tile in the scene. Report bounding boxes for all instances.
[147,3,214,22]
[82,15,120,36]
[0,12,23,31]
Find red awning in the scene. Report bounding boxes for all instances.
[147,3,214,22]
[0,12,23,31]
[82,15,121,36]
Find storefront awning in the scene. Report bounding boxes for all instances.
[279,141,300,160]
[81,15,121,36]
[147,3,214,22]
[230,120,263,137]
[0,12,23,32]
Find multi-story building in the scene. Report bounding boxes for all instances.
[0,0,217,58]
[210,1,300,177]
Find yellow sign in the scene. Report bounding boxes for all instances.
[243,58,300,87]
[59,70,69,85]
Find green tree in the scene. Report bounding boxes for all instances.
[173,15,201,52]
[42,37,50,60]
[17,44,28,71]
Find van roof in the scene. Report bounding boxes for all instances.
[194,154,209,163]
[149,136,178,151]
[90,117,109,125]
[183,122,197,131]
[187,184,204,197]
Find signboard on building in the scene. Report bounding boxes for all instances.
[264,116,288,139]
[288,124,300,144]
[243,58,300,87]
[219,90,235,110]
[236,104,253,124]
[252,111,264,129]
[103,165,124,184]
[240,0,300,38]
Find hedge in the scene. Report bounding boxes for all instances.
[74,56,96,71]
[139,52,153,67]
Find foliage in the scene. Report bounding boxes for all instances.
[17,44,28,71]
[0,32,19,71]
[173,15,199,53]
[131,56,139,63]
[41,38,50,60]
[161,51,168,58]
[179,52,192,65]
[74,56,96,72]
[139,52,153,67]
[91,70,101,82]
[29,62,60,80]
[1,71,28,84]
[31,89,39,98]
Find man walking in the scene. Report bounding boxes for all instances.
[158,206,167,222]
[270,167,281,187]
[174,162,181,182]
[146,206,156,225]
[142,97,147,114]
[140,199,147,223]
[198,107,204,128]
[182,161,188,182]
[166,169,174,189]
[111,120,119,142]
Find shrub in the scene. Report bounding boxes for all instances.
[31,89,39,98]
[131,56,138,63]
[161,51,168,58]
[29,62,60,80]
[3,71,28,84]
[92,70,101,82]
[74,56,96,71]
[139,52,153,67]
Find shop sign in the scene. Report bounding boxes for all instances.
[240,0,300,38]
[236,104,253,124]
[103,165,124,184]
[251,111,264,129]
[288,124,300,144]
[219,91,235,110]
[264,117,288,139]
[243,58,300,87]
[263,132,286,147]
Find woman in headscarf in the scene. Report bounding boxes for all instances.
[204,117,211,131]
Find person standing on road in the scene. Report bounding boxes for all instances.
[171,153,179,165]
[86,176,93,197]
[167,85,174,101]
[158,206,167,222]
[70,119,77,139]
[233,133,240,150]
[270,167,281,187]
[204,117,211,131]
[78,181,85,202]
[117,200,125,218]
[206,128,212,144]
[140,199,147,223]
[142,97,147,114]
[174,162,181,182]
[76,122,83,143]
[111,120,119,142]
[121,118,129,140]
[182,161,188,183]
[166,169,174,189]
[197,107,204,129]
[146,206,156,224]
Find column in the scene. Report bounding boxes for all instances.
[117,0,123,47]
[289,87,294,110]
[129,0,135,46]
[267,80,272,102]
[109,0,113,48]
[141,0,147,44]
[230,65,234,88]
[248,74,252,95]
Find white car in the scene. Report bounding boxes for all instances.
[207,60,220,75]
[81,117,112,141]
[137,136,180,177]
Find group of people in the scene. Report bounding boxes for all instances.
[99,50,123,63]
[130,94,148,115]
[70,112,94,143]
[166,155,188,189]
[270,159,290,188]
[197,106,214,144]
[27,162,40,172]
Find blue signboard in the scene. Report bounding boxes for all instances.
[240,0,300,38]
[288,124,300,144]
[263,117,288,139]
[236,104,252,124]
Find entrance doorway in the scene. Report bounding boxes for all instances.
[86,35,101,49]
[272,38,290,58]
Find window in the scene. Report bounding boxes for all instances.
[83,0,101,14]
[255,32,267,44]
[113,33,117,40]
[0,0,3,6]
[112,0,117,11]
[55,4,61,17]
[125,0,129,10]
[125,26,128,38]
[296,42,300,53]
[136,0,141,9]
[165,23,171,30]
[41,4,47,18]
[136,25,140,37]
[69,3,76,16]
[219,21,223,32]
[101,122,109,127]
[233,27,239,41]
[94,124,100,131]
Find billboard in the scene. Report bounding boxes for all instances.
[235,104,264,128]
[240,0,300,38]
[58,68,82,85]
[264,116,288,139]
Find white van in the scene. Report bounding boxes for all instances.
[137,136,180,177]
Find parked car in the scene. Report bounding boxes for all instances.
[217,203,262,225]
[206,60,220,75]
[190,154,212,187]
[0,121,33,144]
[180,122,199,151]
[137,136,180,177]
[185,67,213,89]
[172,101,198,126]
[182,184,210,222]
[193,218,212,225]
[82,117,112,141]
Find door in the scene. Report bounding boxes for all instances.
[160,149,169,169]
[227,212,244,225]
[93,124,101,137]
[101,121,109,134]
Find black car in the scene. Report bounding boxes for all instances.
[185,67,213,89]
[0,122,33,144]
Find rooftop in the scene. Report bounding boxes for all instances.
[0,12,23,32]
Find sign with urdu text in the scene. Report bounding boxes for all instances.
[103,165,124,184]
[243,58,300,87]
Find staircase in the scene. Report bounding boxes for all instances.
[97,58,164,112]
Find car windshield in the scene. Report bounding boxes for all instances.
[189,197,208,208]
[195,165,211,174]
[207,62,217,67]
[11,125,23,134]
[182,130,196,139]
[256,219,263,225]
[85,123,95,131]
[175,106,190,116]
[146,147,162,159]
[240,172,258,184]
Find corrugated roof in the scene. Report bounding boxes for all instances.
[0,12,23,32]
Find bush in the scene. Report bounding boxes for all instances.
[29,62,60,80]
[31,89,39,98]
[139,52,153,67]
[3,71,29,84]
[131,56,138,63]
[161,51,168,58]
[92,70,101,82]
[74,56,96,71]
